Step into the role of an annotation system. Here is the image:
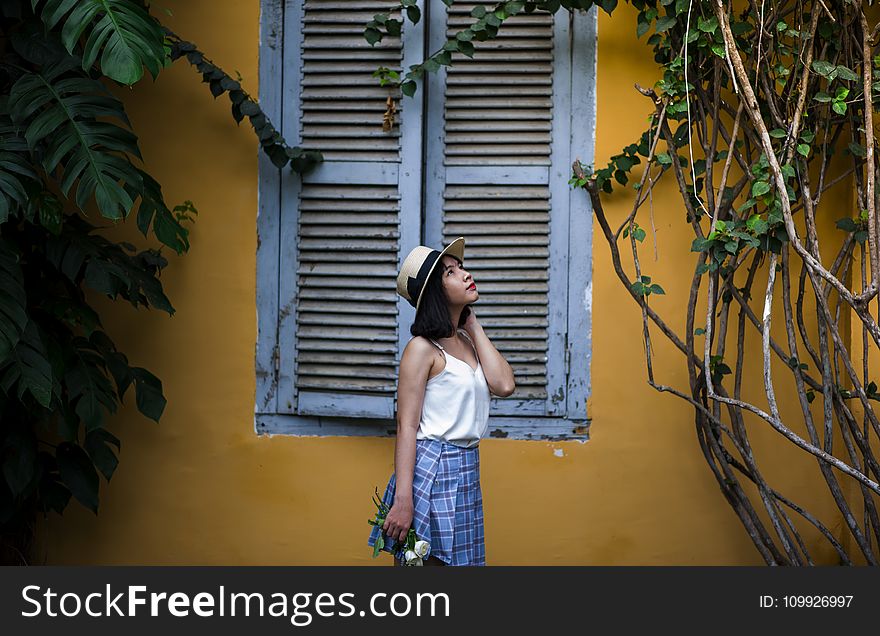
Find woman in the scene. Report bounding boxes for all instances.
[368,236,516,566]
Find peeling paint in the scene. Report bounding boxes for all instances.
[553,447,565,458]
[583,279,592,314]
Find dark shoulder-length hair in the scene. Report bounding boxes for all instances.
[410,256,471,340]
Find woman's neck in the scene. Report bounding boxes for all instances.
[443,306,463,339]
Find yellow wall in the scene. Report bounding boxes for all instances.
[37,0,857,565]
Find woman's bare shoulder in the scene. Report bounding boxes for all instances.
[403,335,435,358]
[400,337,440,380]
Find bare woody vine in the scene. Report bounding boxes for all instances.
[366,0,880,564]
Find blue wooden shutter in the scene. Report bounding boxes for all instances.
[424,1,573,417]
[276,0,424,418]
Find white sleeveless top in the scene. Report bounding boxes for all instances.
[415,329,491,449]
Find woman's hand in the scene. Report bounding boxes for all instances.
[462,306,479,335]
[382,500,414,544]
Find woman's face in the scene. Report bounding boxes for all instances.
[440,255,478,306]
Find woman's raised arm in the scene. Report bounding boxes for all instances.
[462,310,516,397]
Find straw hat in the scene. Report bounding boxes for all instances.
[397,237,466,310]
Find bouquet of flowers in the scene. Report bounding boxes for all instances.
[369,487,431,566]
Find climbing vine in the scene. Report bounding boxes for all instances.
[367,0,880,564]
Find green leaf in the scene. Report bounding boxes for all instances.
[33,0,167,84]
[364,26,382,45]
[9,60,143,220]
[0,241,27,360]
[56,442,99,514]
[471,5,487,18]
[401,80,416,97]
[64,336,118,432]
[2,425,37,497]
[656,152,672,165]
[135,170,191,254]
[457,40,475,57]
[506,1,525,14]
[695,327,706,335]
[769,128,787,138]
[84,428,120,482]
[649,284,665,295]
[655,16,677,32]
[848,143,867,158]
[835,65,858,81]
[751,181,771,197]
[811,60,836,77]
[691,237,711,252]
[710,43,726,58]
[0,114,39,222]
[37,192,63,235]
[836,217,857,232]
[813,92,832,103]
[131,366,165,422]
[796,144,810,157]
[697,16,718,33]
[831,100,847,115]
[385,18,401,36]
[747,215,769,235]
[39,472,72,515]
[3,321,53,408]
[637,19,650,38]
[406,5,420,23]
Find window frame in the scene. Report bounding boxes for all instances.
[254,0,596,440]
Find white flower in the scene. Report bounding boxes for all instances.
[404,550,418,564]
[413,540,430,558]
[412,557,423,566]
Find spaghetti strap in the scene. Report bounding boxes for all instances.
[427,338,444,352]
[457,329,478,358]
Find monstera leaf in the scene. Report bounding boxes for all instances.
[8,56,143,220]
[0,105,40,225]
[63,335,118,432]
[0,241,28,361]
[132,168,192,254]
[32,0,167,84]
[0,320,53,409]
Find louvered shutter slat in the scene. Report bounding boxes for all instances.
[282,0,419,419]
[424,1,570,413]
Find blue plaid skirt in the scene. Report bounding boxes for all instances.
[368,438,485,566]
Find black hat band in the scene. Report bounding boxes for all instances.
[405,249,442,308]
